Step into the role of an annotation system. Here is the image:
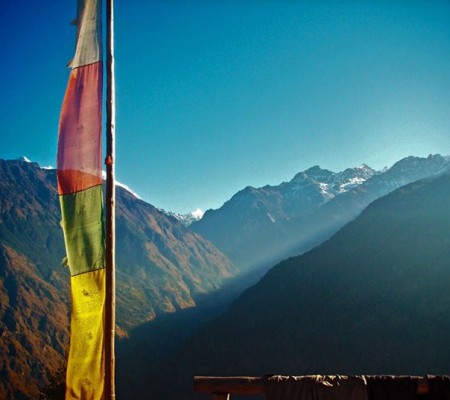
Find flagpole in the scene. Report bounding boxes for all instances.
[105,0,116,397]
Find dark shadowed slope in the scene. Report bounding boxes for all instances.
[154,172,450,400]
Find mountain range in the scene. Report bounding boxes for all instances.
[192,154,450,273]
[1,154,449,399]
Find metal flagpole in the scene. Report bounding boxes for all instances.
[105,0,116,397]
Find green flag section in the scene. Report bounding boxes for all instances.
[60,185,105,276]
[57,0,105,398]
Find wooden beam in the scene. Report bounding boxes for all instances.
[193,376,264,395]
[193,376,430,396]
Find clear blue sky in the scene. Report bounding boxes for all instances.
[1,1,450,214]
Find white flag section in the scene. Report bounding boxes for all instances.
[71,0,103,68]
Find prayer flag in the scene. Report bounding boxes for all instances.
[57,0,105,398]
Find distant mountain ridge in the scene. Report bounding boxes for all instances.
[0,158,237,399]
[192,154,450,272]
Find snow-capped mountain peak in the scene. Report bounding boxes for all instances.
[288,163,376,200]
[190,208,204,219]
[333,164,377,193]
[16,156,54,169]
[164,209,205,226]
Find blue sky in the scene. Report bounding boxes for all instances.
[1,1,450,213]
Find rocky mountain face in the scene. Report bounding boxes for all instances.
[0,159,69,399]
[0,158,237,399]
[0,245,69,400]
[154,172,450,400]
[115,188,237,331]
[191,154,450,272]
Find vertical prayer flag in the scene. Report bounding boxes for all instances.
[57,0,105,399]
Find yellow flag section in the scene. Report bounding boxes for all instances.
[57,0,105,399]
[66,269,105,399]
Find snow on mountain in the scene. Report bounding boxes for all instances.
[333,164,378,193]
[286,163,376,203]
[191,208,204,219]
[164,209,205,226]
[115,181,142,199]
[16,156,54,169]
[101,170,142,199]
